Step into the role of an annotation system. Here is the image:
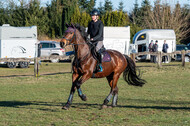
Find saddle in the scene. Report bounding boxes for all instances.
[91,46,111,63]
[91,46,111,75]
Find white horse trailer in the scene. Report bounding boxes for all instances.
[0,24,37,68]
[103,26,130,55]
[132,29,176,60]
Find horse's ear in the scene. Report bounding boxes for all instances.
[66,23,69,28]
[71,23,76,29]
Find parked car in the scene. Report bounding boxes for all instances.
[185,46,190,62]
[38,41,66,63]
[176,44,190,62]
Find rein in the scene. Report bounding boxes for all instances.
[62,28,96,64]
[73,41,96,63]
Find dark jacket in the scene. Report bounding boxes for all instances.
[149,43,154,52]
[162,43,168,53]
[153,43,158,52]
[87,20,104,42]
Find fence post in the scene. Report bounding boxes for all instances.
[34,57,39,77]
[130,53,136,64]
[181,50,185,67]
[157,51,162,68]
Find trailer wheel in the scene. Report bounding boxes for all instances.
[19,61,29,68]
[7,62,17,68]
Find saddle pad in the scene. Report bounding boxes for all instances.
[102,51,111,62]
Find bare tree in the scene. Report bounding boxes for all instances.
[143,1,190,43]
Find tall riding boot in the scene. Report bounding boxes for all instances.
[97,52,103,72]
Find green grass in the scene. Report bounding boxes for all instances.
[0,62,189,126]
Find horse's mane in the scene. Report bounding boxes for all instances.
[74,24,89,42]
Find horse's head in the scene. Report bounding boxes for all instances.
[60,24,76,48]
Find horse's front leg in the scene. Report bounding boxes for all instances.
[62,73,80,110]
[75,71,92,101]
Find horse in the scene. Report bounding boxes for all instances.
[60,24,146,110]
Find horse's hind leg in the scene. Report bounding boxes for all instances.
[102,73,119,109]
[112,86,118,107]
[103,87,118,108]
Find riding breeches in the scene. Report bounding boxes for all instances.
[96,41,103,52]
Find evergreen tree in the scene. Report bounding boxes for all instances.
[129,0,140,25]
[101,11,129,26]
[62,0,78,32]
[132,0,151,27]
[71,4,81,24]
[98,1,104,15]
[80,11,91,27]
[78,0,96,13]
[0,6,9,26]
[118,1,124,12]
[78,0,88,11]
[104,0,113,12]
[87,0,96,13]
[47,0,65,38]
[11,2,27,26]
[25,0,49,36]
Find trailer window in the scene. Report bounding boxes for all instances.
[137,34,146,41]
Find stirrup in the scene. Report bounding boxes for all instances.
[98,64,103,72]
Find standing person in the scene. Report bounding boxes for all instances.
[149,40,154,62]
[87,9,104,72]
[162,40,169,63]
[153,40,158,63]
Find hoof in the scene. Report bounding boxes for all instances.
[62,104,70,110]
[108,106,113,108]
[81,94,87,101]
[101,105,108,109]
[62,106,69,110]
[111,104,117,107]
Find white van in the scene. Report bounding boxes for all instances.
[0,24,37,68]
[132,29,176,60]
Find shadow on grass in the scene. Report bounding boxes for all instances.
[117,105,190,110]
[0,101,61,112]
[0,99,189,111]
[71,98,190,110]
[115,98,190,110]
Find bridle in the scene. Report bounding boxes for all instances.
[62,28,95,63]
[62,29,76,46]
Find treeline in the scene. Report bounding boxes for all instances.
[0,0,189,44]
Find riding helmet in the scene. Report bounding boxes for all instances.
[90,9,100,16]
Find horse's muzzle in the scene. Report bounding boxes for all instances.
[60,41,65,48]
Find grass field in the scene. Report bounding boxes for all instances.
[0,62,189,126]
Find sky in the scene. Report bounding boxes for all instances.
[41,0,190,12]
[94,0,190,12]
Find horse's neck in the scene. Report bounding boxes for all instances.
[75,35,90,59]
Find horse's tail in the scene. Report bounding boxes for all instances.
[123,55,146,87]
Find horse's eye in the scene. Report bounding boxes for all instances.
[70,32,73,34]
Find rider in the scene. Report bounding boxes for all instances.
[87,9,104,72]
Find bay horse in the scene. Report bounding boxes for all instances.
[60,24,146,110]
